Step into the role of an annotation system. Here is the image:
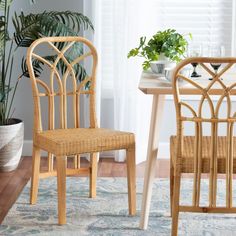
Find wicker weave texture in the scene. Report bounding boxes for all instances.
[35,128,135,155]
[170,136,236,173]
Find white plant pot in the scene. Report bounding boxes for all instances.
[150,54,176,74]
[0,119,24,172]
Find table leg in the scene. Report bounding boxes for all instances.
[139,94,165,229]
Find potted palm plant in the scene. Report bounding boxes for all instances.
[0,0,93,172]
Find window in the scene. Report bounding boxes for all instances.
[156,0,233,56]
[97,0,235,96]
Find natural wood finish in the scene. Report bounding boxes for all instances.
[30,146,41,204]
[171,57,236,236]
[170,150,174,217]
[179,206,236,213]
[170,136,236,173]
[89,153,97,198]
[74,155,80,169]
[126,147,136,215]
[171,172,181,236]
[48,153,54,172]
[139,94,165,229]
[34,128,135,156]
[39,168,90,179]
[0,157,32,224]
[26,36,136,224]
[56,156,66,225]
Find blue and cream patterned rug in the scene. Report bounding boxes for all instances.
[1,177,236,235]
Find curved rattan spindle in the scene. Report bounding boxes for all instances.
[49,43,74,129]
[35,79,55,171]
[33,52,64,171]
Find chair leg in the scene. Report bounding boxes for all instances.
[30,146,41,204]
[74,154,80,169]
[170,153,174,217]
[48,152,54,172]
[56,155,67,225]
[172,175,181,236]
[89,153,97,198]
[126,147,136,215]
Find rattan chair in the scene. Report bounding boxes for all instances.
[26,36,136,225]
[170,57,236,235]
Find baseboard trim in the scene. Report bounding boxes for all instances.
[23,140,170,159]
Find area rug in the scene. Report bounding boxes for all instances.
[1,177,236,236]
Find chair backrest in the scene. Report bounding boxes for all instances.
[26,36,98,134]
[172,57,236,208]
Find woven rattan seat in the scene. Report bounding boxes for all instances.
[171,136,236,173]
[35,128,135,156]
[27,36,136,225]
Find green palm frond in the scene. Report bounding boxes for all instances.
[0,15,10,59]
[21,52,87,83]
[12,12,42,47]
[0,17,5,58]
[14,11,93,83]
[0,0,13,10]
[20,57,44,78]
[45,54,87,83]
[0,16,5,29]
[0,84,12,102]
[13,11,94,48]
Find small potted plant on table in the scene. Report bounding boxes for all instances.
[128,29,191,74]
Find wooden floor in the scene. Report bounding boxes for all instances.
[0,156,169,224]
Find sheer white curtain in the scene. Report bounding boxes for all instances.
[109,1,158,162]
[84,0,157,163]
[232,0,236,55]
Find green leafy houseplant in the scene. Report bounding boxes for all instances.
[0,0,94,125]
[127,29,191,70]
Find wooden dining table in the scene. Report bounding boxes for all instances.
[138,69,236,229]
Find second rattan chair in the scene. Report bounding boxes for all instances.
[26,36,136,225]
[170,57,236,235]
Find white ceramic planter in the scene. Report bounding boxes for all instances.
[150,54,176,74]
[0,119,24,172]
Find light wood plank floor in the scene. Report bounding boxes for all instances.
[0,156,169,224]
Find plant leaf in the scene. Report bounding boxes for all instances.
[0,84,12,102]
[13,11,94,48]
[0,16,6,59]
[0,0,13,10]
[21,57,44,78]
[13,11,93,82]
